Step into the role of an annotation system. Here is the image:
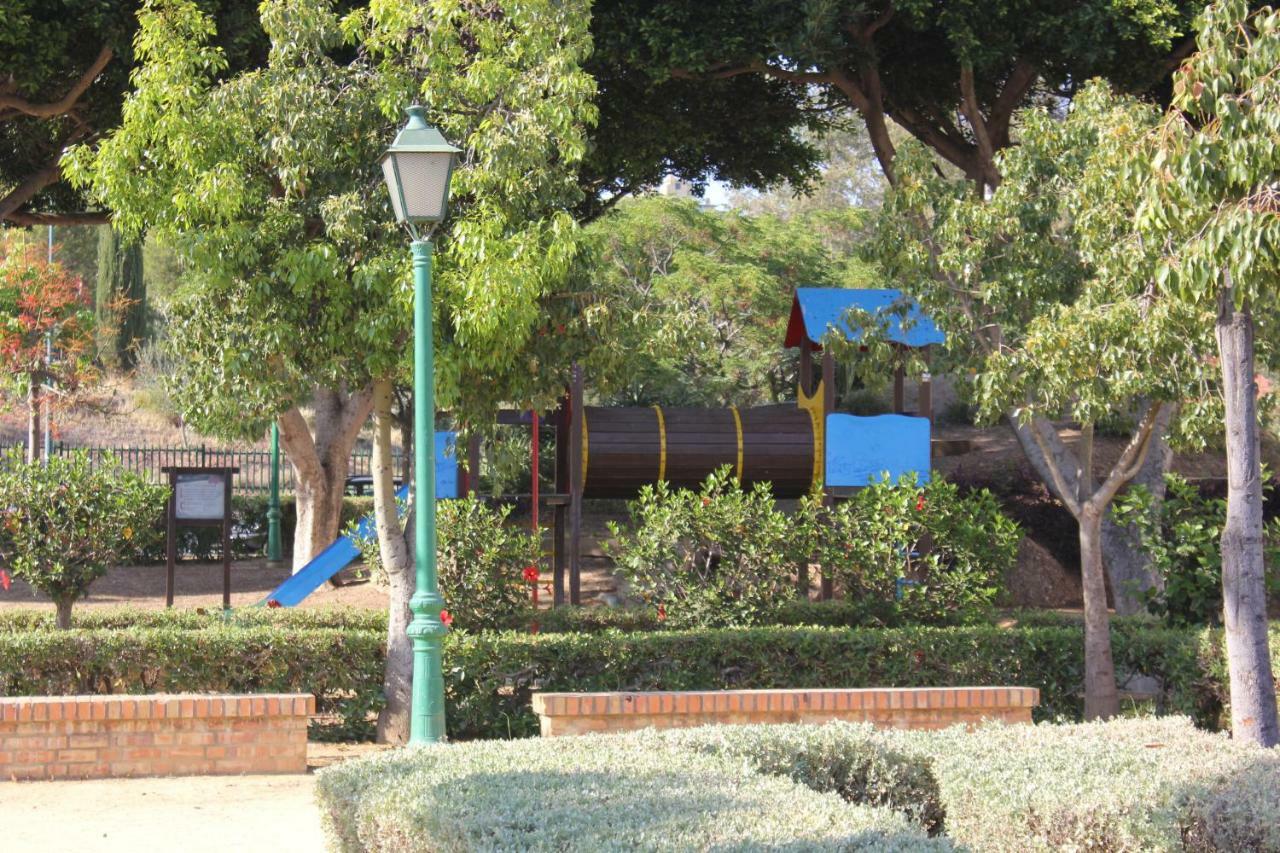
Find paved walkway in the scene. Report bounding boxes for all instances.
[3,773,326,852]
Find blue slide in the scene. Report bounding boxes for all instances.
[262,433,459,607]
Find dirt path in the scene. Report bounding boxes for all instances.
[3,774,325,852]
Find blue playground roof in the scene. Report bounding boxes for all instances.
[783,287,945,350]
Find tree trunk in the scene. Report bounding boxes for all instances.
[27,376,41,464]
[276,387,374,571]
[1215,290,1279,747]
[1079,506,1121,720]
[1008,414,1169,614]
[1099,408,1172,614]
[370,379,416,744]
[55,598,73,629]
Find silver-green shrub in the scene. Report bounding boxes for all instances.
[316,734,947,852]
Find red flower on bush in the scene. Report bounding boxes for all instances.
[440,609,453,627]
[913,649,926,665]
[701,497,711,506]
[522,565,540,583]
[657,603,667,622]
[266,598,282,609]
[0,569,9,591]
[915,494,926,512]
[529,621,540,635]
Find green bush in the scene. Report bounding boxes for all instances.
[317,719,1279,852]
[885,716,1280,851]
[1,610,1273,743]
[606,468,805,627]
[1113,473,1280,625]
[606,469,1017,628]
[350,496,538,632]
[441,622,1214,740]
[814,475,1018,624]
[315,732,945,852]
[0,624,383,739]
[0,450,167,626]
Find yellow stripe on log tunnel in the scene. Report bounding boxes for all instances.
[796,381,825,490]
[729,405,744,481]
[581,409,589,488]
[652,405,667,481]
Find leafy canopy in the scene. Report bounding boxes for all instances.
[66,0,597,431]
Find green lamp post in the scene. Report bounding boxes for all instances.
[379,105,460,744]
[266,422,284,566]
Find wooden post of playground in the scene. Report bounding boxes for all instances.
[552,394,569,607]
[820,351,835,601]
[568,364,584,605]
[918,347,933,421]
[893,353,906,414]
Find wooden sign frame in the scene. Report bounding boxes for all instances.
[162,466,238,609]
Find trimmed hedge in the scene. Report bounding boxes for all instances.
[315,732,945,852]
[0,613,1274,742]
[443,623,1215,739]
[0,605,385,632]
[0,625,383,739]
[317,719,1280,852]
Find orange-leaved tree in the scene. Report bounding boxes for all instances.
[0,234,96,462]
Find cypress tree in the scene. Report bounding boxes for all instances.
[95,227,146,369]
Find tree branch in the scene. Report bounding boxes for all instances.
[0,46,113,119]
[4,210,110,226]
[1093,402,1163,507]
[987,57,1037,149]
[959,64,1000,191]
[0,124,93,224]
[1025,417,1083,517]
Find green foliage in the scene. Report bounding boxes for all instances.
[350,497,537,632]
[886,717,1280,852]
[1113,474,1280,626]
[318,718,1280,852]
[580,196,875,408]
[0,623,383,738]
[4,610,1276,742]
[605,468,806,627]
[815,475,1018,625]
[315,730,939,853]
[66,0,597,436]
[606,469,1015,629]
[443,622,1218,740]
[94,226,146,369]
[0,450,165,623]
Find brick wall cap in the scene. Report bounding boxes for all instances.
[532,686,1039,717]
[0,694,316,719]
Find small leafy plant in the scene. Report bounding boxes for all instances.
[0,449,166,627]
[1112,473,1280,626]
[814,474,1018,625]
[606,467,803,627]
[350,496,538,632]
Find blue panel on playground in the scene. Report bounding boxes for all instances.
[436,431,459,499]
[825,413,931,487]
[786,288,945,349]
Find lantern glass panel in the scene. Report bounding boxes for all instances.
[393,151,454,222]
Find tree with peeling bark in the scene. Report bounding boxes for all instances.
[70,0,595,741]
[0,0,266,227]
[597,0,1208,612]
[876,85,1219,719]
[65,0,402,570]
[1140,0,1280,747]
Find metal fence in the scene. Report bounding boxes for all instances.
[0,442,408,494]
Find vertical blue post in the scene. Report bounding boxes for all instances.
[408,239,447,744]
[267,422,284,565]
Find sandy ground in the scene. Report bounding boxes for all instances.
[1,743,388,853]
[0,558,390,613]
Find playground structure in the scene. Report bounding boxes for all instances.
[534,287,945,604]
[265,287,944,608]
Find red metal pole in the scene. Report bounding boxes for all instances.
[531,410,540,604]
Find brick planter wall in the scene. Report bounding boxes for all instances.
[532,687,1039,736]
[0,694,314,780]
